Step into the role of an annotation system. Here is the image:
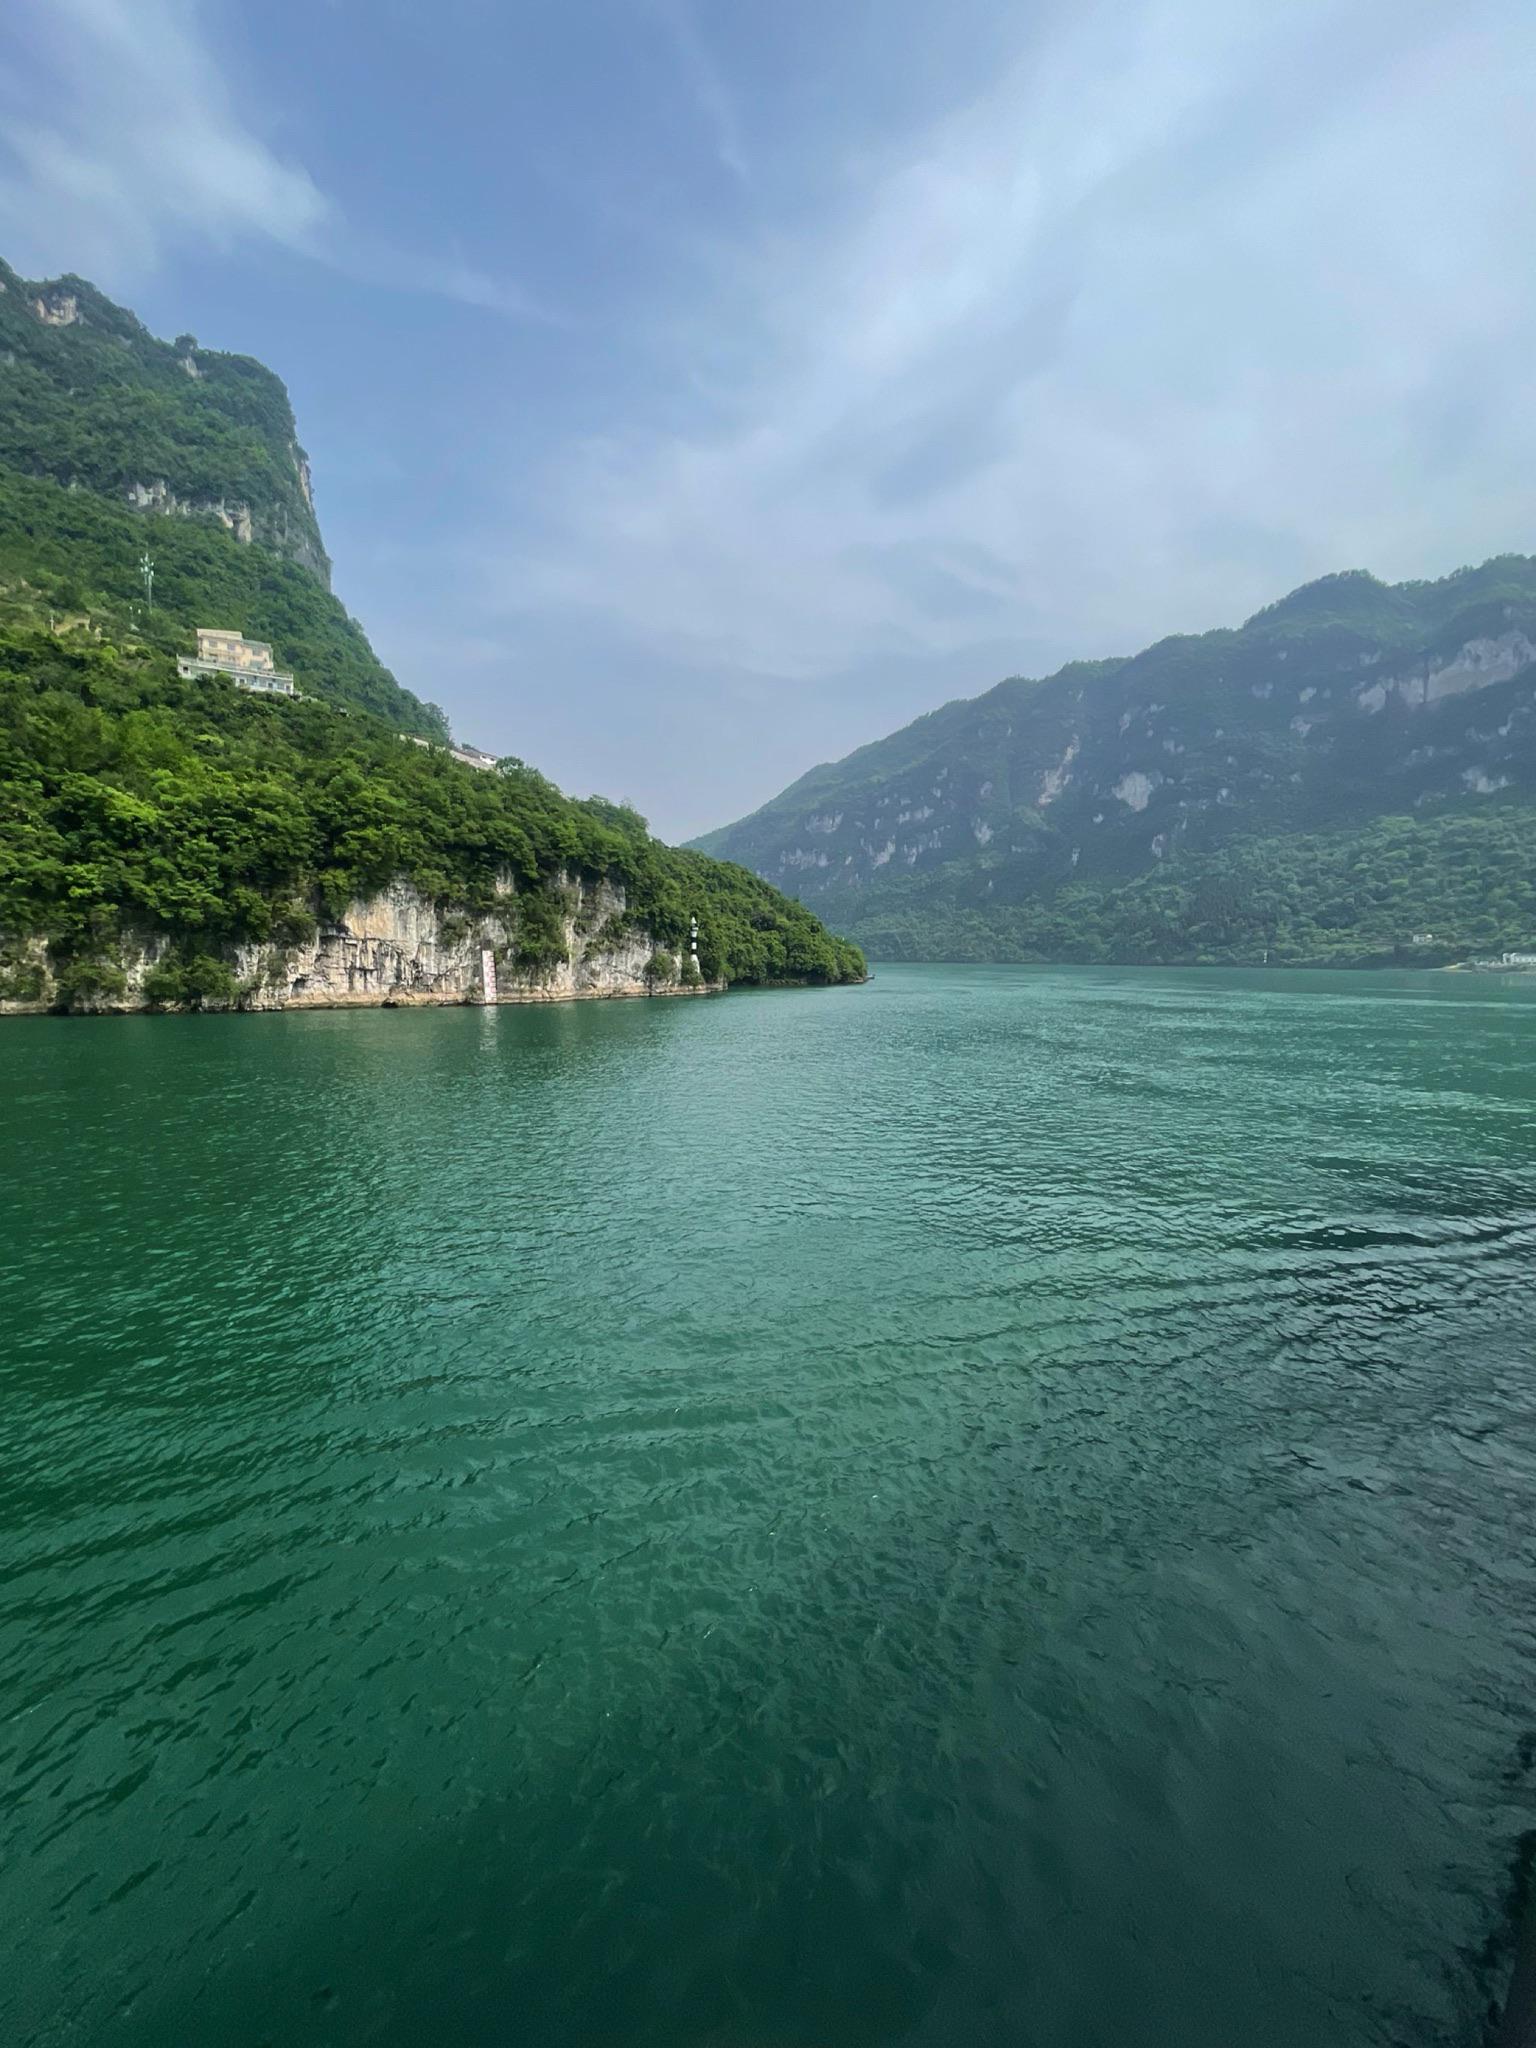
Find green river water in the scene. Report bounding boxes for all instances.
[3,963,1535,2048]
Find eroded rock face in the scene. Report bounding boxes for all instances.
[292,445,315,512]
[1,874,722,1015]
[1357,633,1536,714]
[1112,770,1159,813]
[123,479,327,579]
[32,290,79,327]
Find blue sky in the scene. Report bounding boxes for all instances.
[2,0,1533,839]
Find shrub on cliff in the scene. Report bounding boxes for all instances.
[142,954,239,1009]
[48,958,127,1009]
[510,889,570,970]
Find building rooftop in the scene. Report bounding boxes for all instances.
[450,744,499,771]
[398,734,499,772]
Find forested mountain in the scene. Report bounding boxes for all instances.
[0,264,865,1007]
[693,559,1536,965]
[0,463,444,736]
[0,258,328,580]
[0,260,442,736]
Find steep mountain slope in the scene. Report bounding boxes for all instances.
[0,265,865,1008]
[0,259,328,579]
[0,464,446,736]
[693,558,1536,964]
[0,261,445,736]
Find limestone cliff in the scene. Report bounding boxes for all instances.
[0,874,721,1015]
[122,478,330,586]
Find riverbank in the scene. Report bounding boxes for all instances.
[0,981,728,1017]
[1,872,742,1016]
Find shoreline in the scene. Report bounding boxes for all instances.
[1,874,868,1018]
[843,954,1534,974]
[0,975,883,1018]
[0,980,730,1019]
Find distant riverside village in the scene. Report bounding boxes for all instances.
[1414,926,1536,971]
[179,626,499,771]
[1464,951,1536,972]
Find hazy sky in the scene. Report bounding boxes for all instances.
[2,0,1533,838]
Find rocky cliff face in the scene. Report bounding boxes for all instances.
[1,874,721,1015]
[123,479,330,586]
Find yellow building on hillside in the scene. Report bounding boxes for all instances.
[177,629,297,697]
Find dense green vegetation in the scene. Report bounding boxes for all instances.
[0,252,443,738]
[0,625,865,999]
[0,465,445,736]
[0,260,326,575]
[0,259,864,1005]
[696,558,1536,966]
[850,808,1536,966]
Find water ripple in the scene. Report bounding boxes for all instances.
[2,965,1535,2048]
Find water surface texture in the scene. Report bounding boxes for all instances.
[4,965,1536,2048]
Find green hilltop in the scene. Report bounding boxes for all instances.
[693,559,1536,966]
[0,257,442,736]
[0,258,329,579]
[0,264,865,1006]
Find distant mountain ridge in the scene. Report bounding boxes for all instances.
[692,557,1536,965]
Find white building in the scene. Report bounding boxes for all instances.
[178,628,297,697]
[399,734,499,772]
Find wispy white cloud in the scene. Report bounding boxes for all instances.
[492,0,1536,705]
[0,0,548,318]
[324,240,565,327]
[0,0,328,280]
[647,0,750,183]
